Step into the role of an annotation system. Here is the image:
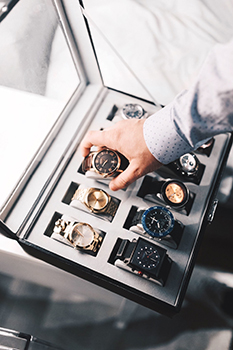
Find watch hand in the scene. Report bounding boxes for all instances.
[151,217,158,223]
[102,160,108,167]
[74,227,84,237]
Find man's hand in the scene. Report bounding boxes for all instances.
[80,119,163,191]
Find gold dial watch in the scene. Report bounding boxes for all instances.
[72,187,118,217]
[53,219,102,253]
[138,177,189,209]
[82,148,129,178]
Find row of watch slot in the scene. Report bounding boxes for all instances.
[44,211,173,286]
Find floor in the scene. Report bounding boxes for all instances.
[0,201,233,350]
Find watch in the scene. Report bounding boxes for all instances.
[131,205,175,238]
[82,148,129,178]
[168,152,200,178]
[53,219,102,253]
[114,237,172,285]
[196,138,214,156]
[72,187,118,217]
[138,177,189,209]
[120,103,147,119]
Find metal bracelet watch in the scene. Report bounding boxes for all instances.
[131,205,175,239]
[82,148,129,178]
[53,219,102,253]
[168,152,200,178]
[72,187,118,217]
[114,237,172,285]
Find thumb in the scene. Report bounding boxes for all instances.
[109,161,142,191]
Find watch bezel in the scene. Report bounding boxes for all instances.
[161,179,189,208]
[141,206,175,238]
[92,148,121,177]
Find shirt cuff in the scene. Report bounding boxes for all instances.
[143,104,194,164]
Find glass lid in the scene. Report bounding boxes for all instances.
[81,0,233,105]
[0,0,81,213]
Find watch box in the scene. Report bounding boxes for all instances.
[0,0,232,317]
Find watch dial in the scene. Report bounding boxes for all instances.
[179,153,197,173]
[122,103,144,119]
[87,189,109,211]
[70,223,94,248]
[164,181,187,206]
[142,206,174,238]
[94,149,119,175]
[135,245,160,270]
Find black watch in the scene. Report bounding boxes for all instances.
[113,237,172,285]
[138,177,189,209]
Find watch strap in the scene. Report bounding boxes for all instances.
[72,187,87,203]
[82,152,95,172]
[53,219,72,241]
[118,153,129,172]
[116,239,137,262]
[137,176,163,198]
[131,209,145,227]
[105,198,118,217]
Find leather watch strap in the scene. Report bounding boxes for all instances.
[116,239,137,262]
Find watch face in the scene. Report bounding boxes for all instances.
[94,149,120,176]
[163,180,188,207]
[179,153,197,173]
[142,206,174,238]
[86,188,109,212]
[122,103,145,119]
[134,244,160,270]
[70,223,95,248]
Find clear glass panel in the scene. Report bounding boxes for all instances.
[0,0,80,211]
[82,0,233,105]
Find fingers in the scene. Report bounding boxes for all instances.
[109,161,143,191]
[80,130,105,157]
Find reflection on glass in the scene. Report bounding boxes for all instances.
[0,0,80,211]
[82,0,233,105]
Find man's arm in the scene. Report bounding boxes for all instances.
[80,119,163,191]
[144,38,233,164]
[80,38,233,191]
